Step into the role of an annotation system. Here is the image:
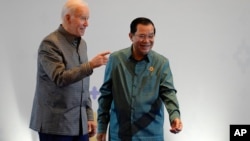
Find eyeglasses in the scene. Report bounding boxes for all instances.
[134,34,155,40]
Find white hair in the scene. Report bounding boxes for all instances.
[61,0,88,21]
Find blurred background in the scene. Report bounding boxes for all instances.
[0,0,249,141]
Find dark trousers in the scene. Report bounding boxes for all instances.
[38,132,89,141]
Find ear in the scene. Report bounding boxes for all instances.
[65,14,71,23]
[129,33,133,41]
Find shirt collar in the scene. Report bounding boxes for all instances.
[58,24,81,47]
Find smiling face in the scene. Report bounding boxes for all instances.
[129,23,155,61]
[63,4,89,37]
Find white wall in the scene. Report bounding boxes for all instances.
[1,0,250,141]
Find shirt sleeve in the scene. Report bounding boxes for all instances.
[159,59,181,124]
[39,40,93,87]
[86,97,94,121]
[97,55,114,133]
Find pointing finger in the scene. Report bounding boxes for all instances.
[99,51,111,56]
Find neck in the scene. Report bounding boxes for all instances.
[132,48,145,61]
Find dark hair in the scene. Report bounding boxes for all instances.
[130,17,156,34]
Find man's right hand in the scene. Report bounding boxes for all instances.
[89,51,110,69]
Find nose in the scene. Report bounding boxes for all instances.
[83,19,89,27]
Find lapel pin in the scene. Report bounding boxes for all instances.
[149,66,154,72]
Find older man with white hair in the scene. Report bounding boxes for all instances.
[29,0,110,141]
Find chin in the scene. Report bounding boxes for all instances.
[78,30,85,36]
[141,51,150,55]
[78,33,84,37]
[142,49,150,53]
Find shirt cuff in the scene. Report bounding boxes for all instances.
[81,62,93,76]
